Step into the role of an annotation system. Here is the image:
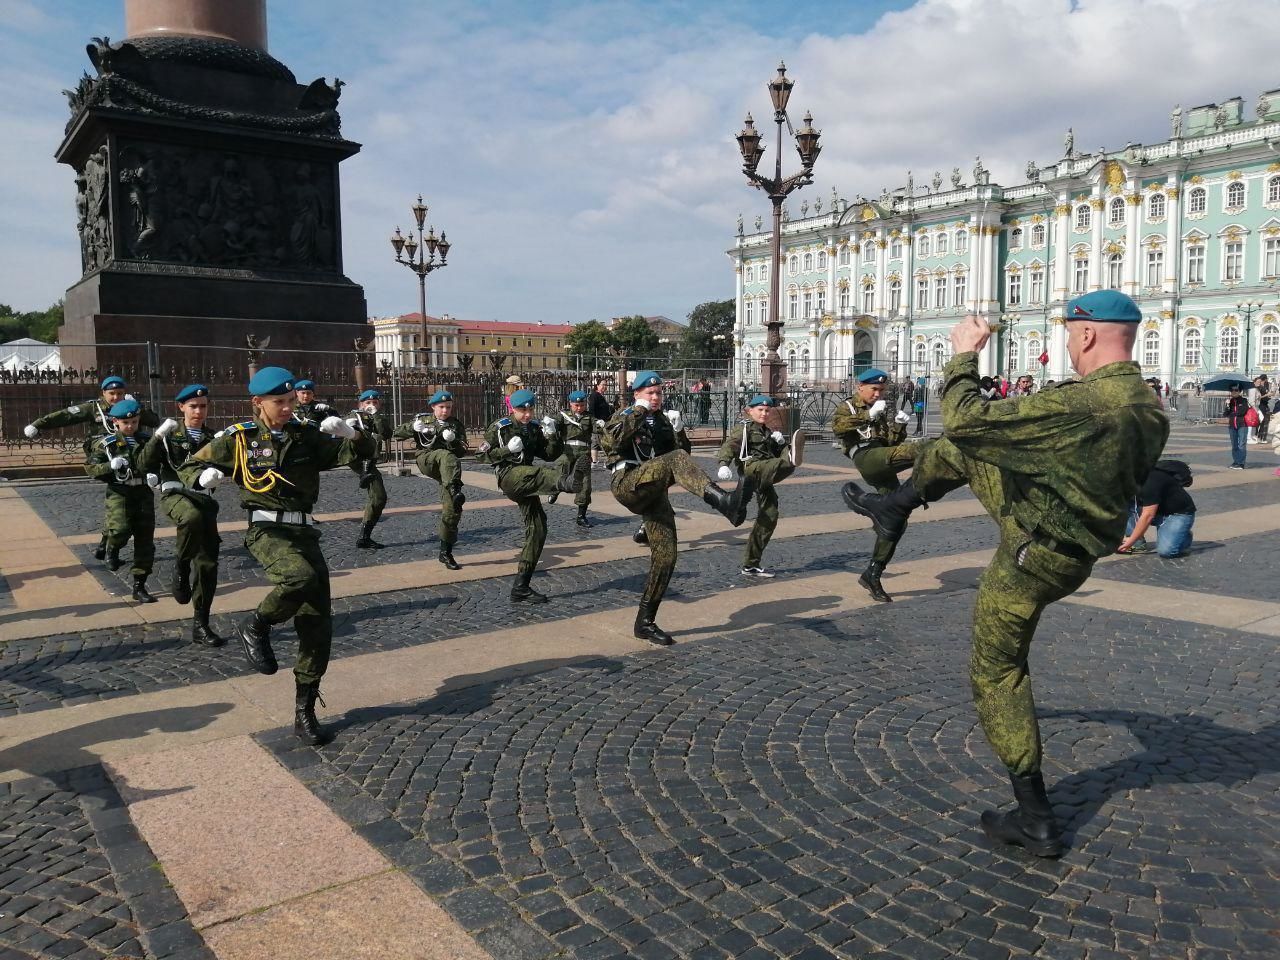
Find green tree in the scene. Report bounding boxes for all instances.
[676,299,734,363]
[565,319,616,366]
[0,300,63,343]
[611,315,661,363]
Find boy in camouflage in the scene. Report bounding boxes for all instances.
[546,389,599,527]
[347,388,393,549]
[842,293,1168,857]
[391,390,468,570]
[715,394,805,578]
[480,389,588,603]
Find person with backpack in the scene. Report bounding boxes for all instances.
[1116,459,1196,558]
[1223,383,1251,469]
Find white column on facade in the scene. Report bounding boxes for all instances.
[827,234,838,311]
[1124,181,1141,294]
[1089,186,1105,290]
[1164,176,1181,296]
[874,231,887,315]
[1052,318,1068,380]
[1053,193,1071,300]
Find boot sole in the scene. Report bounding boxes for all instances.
[789,430,806,467]
[858,576,892,602]
[237,625,278,675]
[980,816,1064,858]
[841,486,899,541]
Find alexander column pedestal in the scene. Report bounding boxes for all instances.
[56,0,368,373]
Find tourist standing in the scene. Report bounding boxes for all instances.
[1224,384,1250,469]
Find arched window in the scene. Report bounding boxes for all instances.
[787,348,797,371]
[1010,227,1023,250]
[1182,328,1202,369]
[1073,252,1090,293]
[1142,330,1160,367]
[1145,248,1164,287]
[803,253,813,272]
[788,289,798,320]
[788,255,798,274]
[863,242,876,263]
[913,341,927,372]
[918,234,931,257]
[890,237,903,259]
[1269,176,1280,204]
[758,298,768,325]
[1109,197,1125,225]
[1218,324,1240,367]
[1188,187,1207,214]
[799,349,811,375]
[1107,253,1123,290]
[744,300,753,326]
[815,285,826,315]
[802,288,813,319]
[931,341,946,371]
[839,246,850,265]
[1226,180,1246,209]
[955,229,969,253]
[1075,204,1092,230]
[1031,223,1045,246]
[817,250,827,269]
[915,274,930,310]
[953,272,967,306]
[936,232,949,255]
[1148,193,1166,220]
[862,281,875,313]
[1260,323,1280,366]
[888,278,902,312]
[839,287,850,313]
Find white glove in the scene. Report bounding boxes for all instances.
[145,473,160,488]
[507,435,524,453]
[770,430,785,443]
[155,418,178,438]
[109,455,129,470]
[23,424,38,439]
[361,403,378,414]
[197,466,224,490]
[441,428,456,442]
[320,415,357,439]
[414,419,433,434]
[124,393,135,401]
[666,409,683,432]
[314,402,330,412]
[344,417,360,430]
[717,464,733,481]
[633,397,651,410]
[868,399,888,420]
[894,410,911,425]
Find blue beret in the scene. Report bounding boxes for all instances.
[100,375,126,390]
[108,398,141,419]
[632,370,662,389]
[247,366,296,397]
[568,390,588,402]
[509,388,536,408]
[857,368,889,384]
[747,394,774,407]
[429,390,453,405]
[293,379,316,390]
[175,383,208,403]
[1066,290,1142,323]
[358,388,382,401]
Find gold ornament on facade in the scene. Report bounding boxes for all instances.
[826,247,836,256]
[1268,162,1280,172]
[1008,218,1022,227]
[1166,188,1178,198]
[821,316,835,328]
[861,275,875,287]
[1104,241,1122,254]
[1126,193,1143,205]
[1142,319,1160,330]
[1188,174,1204,184]
[1266,226,1280,236]
[1225,226,1243,238]
[1105,161,1125,190]
[1159,310,1174,320]
[837,278,849,289]
[861,205,876,221]
[1221,315,1239,327]
[1228,170,1243,180]
[875,238,887,248]
[1054,204,1071,216]
[914,334,927,342]
[1031,214,1046,223]
[1089,197,1105,210]
[1007,263,1022,274]
[1146,182,1163,192]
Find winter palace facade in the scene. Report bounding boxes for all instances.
[729,90,1280,388]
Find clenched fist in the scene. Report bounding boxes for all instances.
[717,464,733,482]
[666,409,683,432]
[154,418,179,438]
[868,399,888,420]
[320,416,356,439]
[506,435,524,454]
[441,428,456,442]
[109,455,129,470]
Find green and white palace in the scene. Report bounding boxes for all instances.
[730,90,1280,388]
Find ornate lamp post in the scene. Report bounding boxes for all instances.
[998,311,1021,382]
[389,196,450,369]
[1236,300,1262,373]
[736,62,821,397]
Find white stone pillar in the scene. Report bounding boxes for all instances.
[1124,184,1141,294]
[1053,194,1071,300]
[1164,176,1181,296]
[1089,189,1104,290]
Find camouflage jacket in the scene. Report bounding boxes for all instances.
[716,421,786,466]
[180,416,373,513]
[292,400,334,427]
[391,415,468,456]
[85,430,155,492]
[550,410,597,451]
[138,423,214,487]
[940,353,1168,557]
[480,417,563,475]
[346,410,393,457]
[600,405,691,467]
[36,398,160,433]
[831,394,906,457]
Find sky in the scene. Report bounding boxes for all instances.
[2,0,1279,327]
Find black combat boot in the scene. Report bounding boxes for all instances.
[576,507,591,528]
[510,570,549,604]
[841,478,925,542]
[449,481,466,510]
[555,454,590,494]
[858,560,893,603]
[131,577,157,604]
[106,547,123,571]
[191,607,225,647]
[355,521,384,549]
[633,599,674,646]
[438,542,461,570]
[633,524,649,545]
[980,771,1064,858]
[703,466,755,527]
[93,534,107,562]
[293,681,332,746]
[171,561,192,605]
[237,612,278,675]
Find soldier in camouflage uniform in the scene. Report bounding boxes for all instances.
[30,375,160,561]
[84,398,158,603]
[291,379,332,426]
[481,389,588,603]
[138,384,224,644]
[843,292,1168,856]
[180,366,374,746]
[347,388,393,549]
[546,389,599,527]
[602,371,755,646]
[832,368,919,602]
[716,394,805,578]
[391,389,468,569]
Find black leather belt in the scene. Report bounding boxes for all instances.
[1029,531,1090,561]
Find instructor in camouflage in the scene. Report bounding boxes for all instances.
[841,291,1168,857]
[392,390,468,570]
[602,371,755,646]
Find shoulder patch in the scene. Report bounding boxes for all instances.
[96,434,115,448]
[621,407,634,415]
[497,417,511,427]
[68,405,81,415]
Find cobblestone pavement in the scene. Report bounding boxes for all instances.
[0,768,210,960]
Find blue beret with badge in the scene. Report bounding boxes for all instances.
[175,383,208,403]
[631,370,662,390]
[108,398,141,419]
[100,375,127,390]
[1066,290,1142,323]
[857,368,889,385]
[747,394,774,407]
[358,388,381,401]
[568,390,587,402]
[429,389,453,405]
[509,388,536,408]
[247,366,296,397]
[293,378,316,390]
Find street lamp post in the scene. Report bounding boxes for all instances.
[736,62,821,398]
[1236,300,1262,373]
[389,196,451,370]
[998,311,1020,382]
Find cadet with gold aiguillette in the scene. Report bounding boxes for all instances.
[715,394,805,579]
[602,371,755,646]
[391,390,468,570]
[841,292,1168,857]
[832,368,918,602]
[481,389,589,603]
[181,367,375,746]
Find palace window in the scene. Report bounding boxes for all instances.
[1029,267,1044,303]
[1145,249,1164,287]
[863,243,876,263]
[1148,193,1166,220]
[744,300,753,326]
[936,232,949,255]
[890,237,903,259]
[1218,324,1239,367]
[1107,253,1123,290]
[1260,324,1280,366]
[934,276,948,309]
[1109,197,1125,225]
[744,265,753,283]
[888,278,902,312]
[802,289,813,319]
[1185,243,1205,284]
[932,341,947,370]
[1010,227,1023,250]
[953,273,967,306]
[1007,272,1022,306]
[839,287,850,313]
[759,262,768,282]
[1264,237,1280,278]
[1269,176,1280,204]
[803,253,813,272]
[1031,223,1045,246]
[862,283,875,313]
[1225,180,1246,209]
[1075,204,1092,230]
[1073,254,1089,293]
[1223,240,1244,281]
[915,276,930,310]
[1182,328,1202,368]
[788,255,799,274]
[1188,187,1207,214]
[817,250,827,270]
[788,290,798,320]
[816,287,826,314]
[918,234,931,257]
[1142,330,1160,367]
[913,341,927,371]
[956,229,969,254]
[839,246,850,266]
[759,300,768,324]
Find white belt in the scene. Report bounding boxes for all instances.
[116,477,145,487]
[566,439,588,447]
[612,460,639,474]
[249,509,314,525]
[161,480,208,495]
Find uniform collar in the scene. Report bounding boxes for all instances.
[1082,360,1142,382]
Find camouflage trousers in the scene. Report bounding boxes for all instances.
[417,449,462,547]
[352,461,387,527]
[245,523,332,685]
[913,438,1093,776]
[162,492,221,611]
[853,442,918,565]
[103,486,155,578]
[611,450,712,612]
[742,456,795,568]
[497,464,564,574]
[551,449,592,508]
